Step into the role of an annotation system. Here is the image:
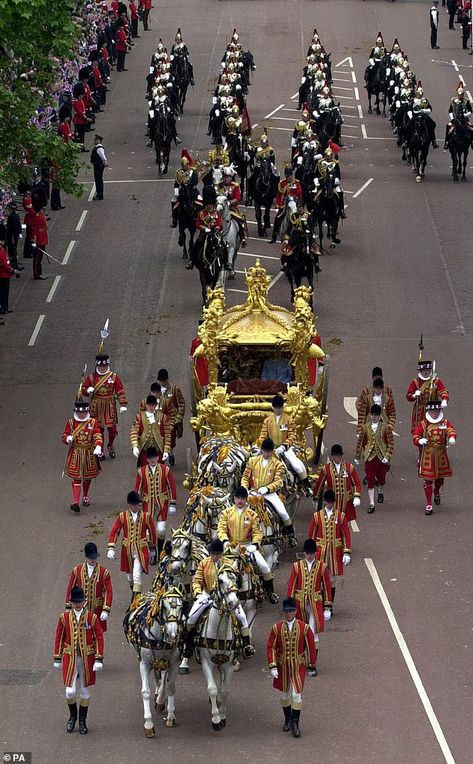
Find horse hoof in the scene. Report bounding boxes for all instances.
[233,660,241,672]
[330,242,336,248]
[220,718,226,728]
[165,718,176,728]
[178,666,190,675]
[416,176,422,183]
[461,176,466,182]
[144,725,155,738]
[212,721,223,732]
[368,107,372,114]
[155,702,165,712]
[228,270,235,280]
[178,236,184,246]
[453,176,459,182]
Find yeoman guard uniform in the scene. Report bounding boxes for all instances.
[65,542,113,632]
[82,352,128,458]
[134,445,176,561]
[62,398,103,513]
[313,443,361,521]
[54,585,104,735]
[355,403,394,513]
[107,490,157,596]
[412,399,457,515]
[406,358,449,435]
[308,489,351,607]
[267,597,317,737]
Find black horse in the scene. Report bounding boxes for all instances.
[408,114,431,182]
[172,54,192,114]
[176,185,200,259]
[150,103,173,175]
[312,170,341,250]
[447,119,471,182]
[294,146,319,208]
[227,133,249,199]
[194,230,228,306]
[283,230,317,306]
[365,55,390,116]
[315,106,343,150]
[247,155,278,237]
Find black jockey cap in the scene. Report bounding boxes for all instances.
[426,399,442,411]
[209,539,224,554]
[70,586,85,603]
[330,444,344,456]
[282,597,297,612]
[234,486,248,499]
[323,489,336,503]
[372,366,383,378]
[372,377,384,389]
[84,542,99,559]
[96,353,110,364]
[202,185,217,206]
[146,394,158,405]
[284,166,293,177]
[146,446,159,458]
[157,368,169,381]
[271,394,285,408]
[261,437,275,451]
[127,490,141,505]
[74,398,89,411]
[150,382,161,393]
[303,538,317,553]
[370,404,382,415]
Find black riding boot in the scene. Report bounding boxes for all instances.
[283,522,298,548]
[241,633,256,658]
[183,627,196,658]
[263,577,279,604]
[78,704,89,735]
[283,705,292,732]
[66,702,77,733]
[157,537,165,559]
[338,191,347,218]
[331,587,336,606]
[301,477,313,496]
[444,126,450,150]
[291,709,301,737]
[170,202,178,228]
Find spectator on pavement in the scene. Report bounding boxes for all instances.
[431,1,440,49]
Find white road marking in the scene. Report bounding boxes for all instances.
[62,240,76,265]
[335,57,353,68]
[354,87,360,101]
[451,59,459,72]
[365,558,456,764]
[282,107,301,113]
[351,70,357,84]
[358,104,364,119]
[46,275,62,303]
[268,270,284,290]
[333,85,356,92]
[361,124,368,139]
[332,76,352,83]
[342,134,359,140]
[75,210,88,232]
[227,288,247,294]
[28,315,45,346]
[291,91,298,99]
[337,95,355,101]
[265,104,285,119]
[343,396,358,420]
[351,520,360,533]
[239,252,279,262]
[271,116,297,121]
[104,178,174,183]
[270,126,293,132]
[353,178,374,198]
[88,184,96,202]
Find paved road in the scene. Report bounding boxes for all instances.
[1,2,472,763]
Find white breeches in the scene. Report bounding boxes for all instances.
[281,682,302,708]
[265,493,290,523]
[156,520,166,539]
[65,657,90,701]
[187,592,248,627]
[245,545,271,576]
[127,550,143,588]
[285,447,307,478]
[307,605,319,641]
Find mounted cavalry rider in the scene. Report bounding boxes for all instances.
[389,38,402,66]
[186,185,223,270]
[215,165,248,246]
[445,81,473,148]
[254,128,277,168]
[365,32,386,87]
[314,147,346,219]
[183,538,256,659]
[170,149,199,228]
[147,84,181,148]
[206,135,230,185]
[170,28,195,85]
[224,100,243,139]
[409,82,438,149]
[151,38,167,68]
[291,104,315,160]
[270,166,302,244]
[281,199,321,274]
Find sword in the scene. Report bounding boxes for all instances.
[418,333,424,362]
[62,363,88,478]
[36,246,63,265]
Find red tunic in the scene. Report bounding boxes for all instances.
[0,246,14,278]
[190,337,210,387]
[108,510,157,574]
[160,383,185,442]
[406,376,449,432]
[267,619,316,693]
[72,97,88,126]
[54,609,104,687]
[58,121,72,143]
[82,370,127,428]
[116,28,127,52]
[412,418,457,479]
[30,211,48,247]
[275,178,303,208]
[62,417,103,480]
[65,564,113,631]
[356,386,396,433]
[313,461,362,521]
[196,208,222,230]
[135,463,177,520]
[308,509,351,577]
[287,559,332,633]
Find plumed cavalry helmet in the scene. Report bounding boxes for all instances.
[175,27,182,42]
[156,38,164,52]
[391,38,400,52]
[415,81,424,98]
[456,81,465,96]
[324,147,333,157]
[375,31,384,46]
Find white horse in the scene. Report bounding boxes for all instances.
[197,562,240,730]
[196,436,249,495]
[182,486,232,543]
[216,194,241,279]
[123,586,184,736]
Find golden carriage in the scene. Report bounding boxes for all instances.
[188,260,329,464]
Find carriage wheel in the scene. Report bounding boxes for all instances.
[313,353,330,466]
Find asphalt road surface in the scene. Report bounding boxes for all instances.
[1,2,472,763]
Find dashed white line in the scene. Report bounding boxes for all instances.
[353,178,374,198]
[46,275,62,303]
[333,85,356,92]
[270,126,293,132]
[264,103,285,120]
[268,270,284,290]
[88,184,96,202]
[75,210,88,232]
[451,59,459,72]
[354,87,360,101]
[239,252,279,262]
[351,520,360,533]
[227,288,247,294]
[361,124,368,140]
[28,314,45,346]
[351,70,357,84]
[358,104,364,119]
[365,558,456,764]
[62,240,76,265]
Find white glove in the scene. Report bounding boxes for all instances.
[133,446,140,458]
[92,661,103,672]
[258,486,269,496]
[381,457,389,464]
[215,109,220,117]
[297,156,303,165]
[93,445,102,456]
[251,446,261,455]
[342,554,351,566]
[66,435,73,445]
[107,548,115,560]
[162,451,170,461]
[353,497,361,508]
[54,661,62,669]
[275,445,285,456]
[270,668,279,679]
[100,611,109,621]
[87,386,94,394]
[245,544,256,554]
[323,609,331,621]
[119,406,127,413]
[413,389,421,398]
[354,459,360,466]
[31,242,37,248]
[441,399,448,408]
[448,437,456,445]
[169,504,177,514]
[418,438,428,446]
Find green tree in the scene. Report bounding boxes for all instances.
[0,0,84,195]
